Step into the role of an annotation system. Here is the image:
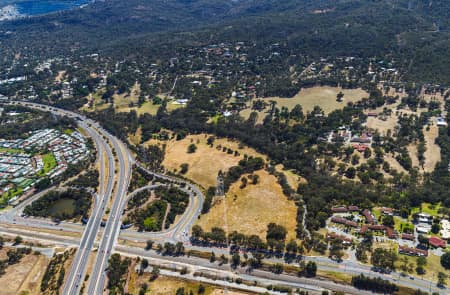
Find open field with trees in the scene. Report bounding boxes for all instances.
[132,275,230,295]
[38,153,57,177]
[39,249,75,295]
[196,170,298,241]
[125,186,189,231]
[0,246,48,295]
[153,134,265,188]
[240,86,368,122]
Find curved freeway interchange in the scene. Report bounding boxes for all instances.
[0,101,447,294]
[5,101,206,294]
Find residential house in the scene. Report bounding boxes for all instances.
[399,245,428,257]
[429,236,446,248]
[363,209,376,224]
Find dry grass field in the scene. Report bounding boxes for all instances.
[196,170,298,241]
[275,164,306,191]
[128,127,142,145]
[80,90,109,112]
[0,248,49,295]
[383,154,408,175]
[423,124,441,172]
[366,112,398,136]
[81,83,183,115]
[270,86,368,113]
[407,144,420,168]
[131,274,248,295]
[365,96,442,173]
[119,100,183,116]
[152,134,265,189]
[240,86,368,121]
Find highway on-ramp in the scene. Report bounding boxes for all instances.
[9,101,118,295]
[4,101,447,295]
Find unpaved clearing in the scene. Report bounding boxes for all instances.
[423,124,441,172]
[240,86,368,121]
[275,164,306,191]
[132,275,244,295]
[407,144,420,169]
[128,127,142,145]
[0,250,48,295]
[384,154,408,174]
[196,170,298,241]
[17,254,49,295]
[366,113,398,136]
[153,134,265,189]
[55,71,66,83]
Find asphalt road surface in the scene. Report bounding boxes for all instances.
[4,101,447,295]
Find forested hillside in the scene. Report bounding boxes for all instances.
[1,0,450,83]
[0,0,450,82]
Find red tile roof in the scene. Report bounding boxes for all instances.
[399,245,428,257]
[401,233,415,241]
[359,225,369,234]
[429,236,446,248]
[359,224,396,238]
[331,216,358,228]
[368,224,385,231]
[331,206,348,213]
[352,144,368,152]
[363,209,376,224]
[385,227,396,239]
[348,205,360,212]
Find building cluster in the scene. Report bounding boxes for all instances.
[329,205,449,258]
[61,81,73,99]
[0,129,89,204]
[325,126,373,152]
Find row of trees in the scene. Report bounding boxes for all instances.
[351,274,398,294]
[191,224,305,257]
[66,169,99,189]
[41,250,73,293]
[107,254,131,295]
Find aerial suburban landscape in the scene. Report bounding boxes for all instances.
[1,0,450,294]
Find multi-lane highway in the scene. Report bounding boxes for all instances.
[87,133,133,294]
[2,101,448,295]
[63,119,116,295]
[7,101,119,294]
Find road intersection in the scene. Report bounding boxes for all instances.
[0,101,447,294]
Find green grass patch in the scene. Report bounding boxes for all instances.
[38,153,57,176]
[1,186,24,205]
[209,114,221,124]
[0,147,24,154]
[64,129,73,135]
[411,203,442,217]
[372,208,381,221]
[395,253,450,282]
[135,101,159,115]
[395,218,414,233]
